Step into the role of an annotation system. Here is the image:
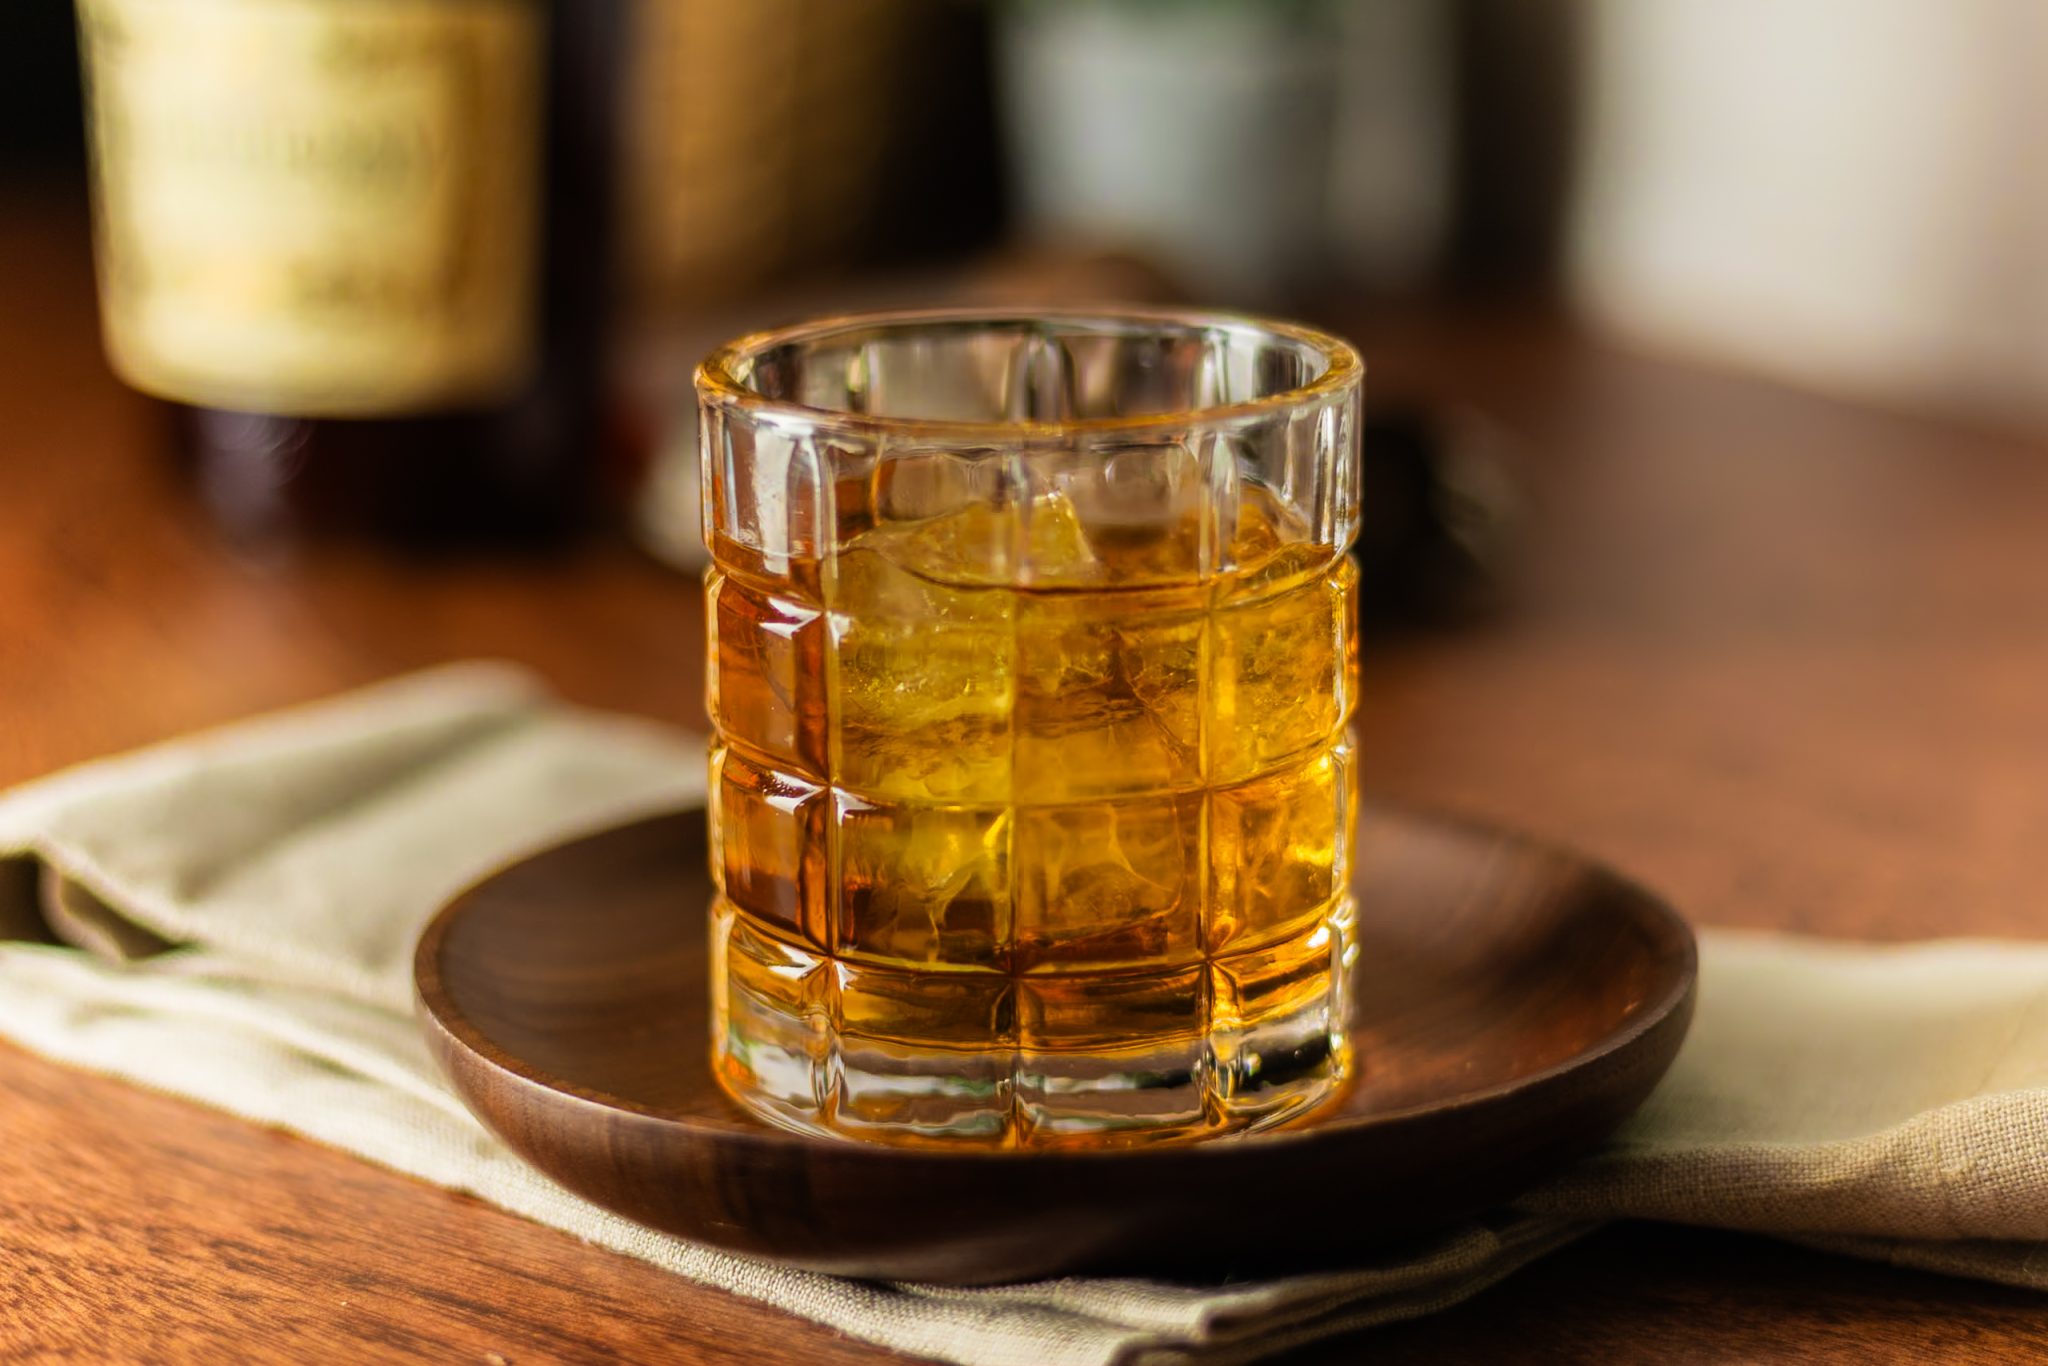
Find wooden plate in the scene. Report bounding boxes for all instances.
[415,804,1695,1285]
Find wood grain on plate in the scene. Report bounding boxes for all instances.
[8,196,2048,1358]
[415,803,1693,1283]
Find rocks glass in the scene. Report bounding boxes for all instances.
[699,309,1361,1149]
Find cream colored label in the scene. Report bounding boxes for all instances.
[79,0,541,416]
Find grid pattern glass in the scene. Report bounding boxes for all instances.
[699,310,1362,1149]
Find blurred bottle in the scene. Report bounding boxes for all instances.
[998,0,1342,305]
[1327,0,1455,294]
[76,0,620,549]
[614,0,970,572]
[619,0,914,317]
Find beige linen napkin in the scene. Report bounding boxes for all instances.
[0,666,2043,1364]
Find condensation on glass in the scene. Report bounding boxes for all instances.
[697,309,1363,1149]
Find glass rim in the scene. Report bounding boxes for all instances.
[694,304,1363,440]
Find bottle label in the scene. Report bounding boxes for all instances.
[78,0,542,417]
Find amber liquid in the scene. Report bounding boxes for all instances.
[708,488,1358,1148]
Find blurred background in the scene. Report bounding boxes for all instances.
[6,0,2048,953]
[6,0,2048,601]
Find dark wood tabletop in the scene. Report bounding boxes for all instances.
[6,197,2048,1362]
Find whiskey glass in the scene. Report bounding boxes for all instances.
[698,309,1362,1149]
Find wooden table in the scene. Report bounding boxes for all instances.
[6,197,2048,1362]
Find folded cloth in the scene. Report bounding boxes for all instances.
[1,666,2043,1364]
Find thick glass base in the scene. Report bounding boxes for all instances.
[710,897,1353,1150]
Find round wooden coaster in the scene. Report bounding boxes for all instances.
[416,803,1694,1284]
